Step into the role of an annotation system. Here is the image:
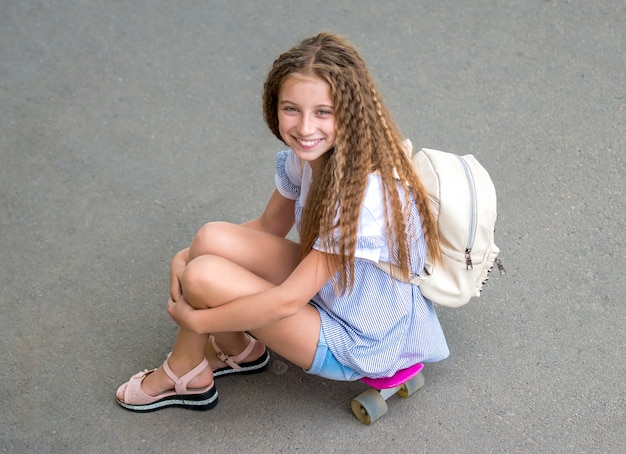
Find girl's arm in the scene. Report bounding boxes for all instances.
[169,248,337,334]
[242,189,295,237]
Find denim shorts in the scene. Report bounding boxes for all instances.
[304,324,362,382]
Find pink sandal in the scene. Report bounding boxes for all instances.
[116,355,218,412]
[211,334,270,378]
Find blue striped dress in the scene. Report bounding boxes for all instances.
[275,150,449,378]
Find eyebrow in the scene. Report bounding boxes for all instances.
[278,100,334,109]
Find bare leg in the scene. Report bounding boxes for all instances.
[187,222,302,367]
[180,253,321,369]
[138,329,213,398]
[118,222,311,402]
[170,222,302,368]
[187,221,301,283]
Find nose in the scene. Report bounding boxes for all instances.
[297,113,315,136]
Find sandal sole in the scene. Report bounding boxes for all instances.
[213,350,271,378]
[116,386,218,412]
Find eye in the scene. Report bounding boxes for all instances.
[282,106,298,114]
[317,109,333,117]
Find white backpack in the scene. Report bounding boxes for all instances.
[377,140,504,307]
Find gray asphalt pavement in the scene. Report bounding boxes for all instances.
[1,1,624,452]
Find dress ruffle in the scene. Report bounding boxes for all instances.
[274,150,300,200]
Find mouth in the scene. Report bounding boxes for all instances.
[295,138,323,148]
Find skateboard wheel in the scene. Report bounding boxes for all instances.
[351,389,388,425]
[396,371,425,398]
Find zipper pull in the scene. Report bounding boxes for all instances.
[495,258,506,275]
[465,249,473,270]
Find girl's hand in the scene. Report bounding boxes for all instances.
[169,248,189,302]
[167,295,200,333]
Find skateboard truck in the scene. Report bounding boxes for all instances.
[351,363,425,425]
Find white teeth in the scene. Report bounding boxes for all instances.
[298,139,320,147]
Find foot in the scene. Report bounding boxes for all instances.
[116,355,214,404]
[206,333,270,377]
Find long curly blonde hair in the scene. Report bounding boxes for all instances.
[263,32,440,293]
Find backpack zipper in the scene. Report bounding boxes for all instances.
[455,155,477,270]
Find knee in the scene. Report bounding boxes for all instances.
[190,221,235,259]
[180,255,222,309]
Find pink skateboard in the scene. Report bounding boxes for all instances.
[351,363,425,425]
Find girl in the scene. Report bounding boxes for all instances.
[116,32,449,412]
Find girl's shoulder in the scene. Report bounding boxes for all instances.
[276,150,302,180]
[275,150,303,199]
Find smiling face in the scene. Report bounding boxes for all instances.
[277,73,337,171]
